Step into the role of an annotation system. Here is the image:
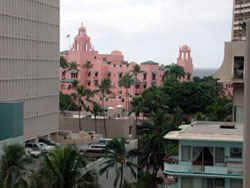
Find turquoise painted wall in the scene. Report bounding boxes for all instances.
[0,102,24,140]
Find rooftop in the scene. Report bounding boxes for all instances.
[164,121,243,142]
[141,60,159,65]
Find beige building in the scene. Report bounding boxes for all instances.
[0,0,59,139]
[232,0,250,41]
[214,41,245,122]
[214,0,249,123]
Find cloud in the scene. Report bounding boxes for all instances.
[60,0,233,68]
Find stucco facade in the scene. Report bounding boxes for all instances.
[164,122,243,188]
[0,0,59,139]
[60,25,193,109]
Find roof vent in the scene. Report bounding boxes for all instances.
[220,124,235,129]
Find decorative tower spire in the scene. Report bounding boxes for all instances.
[177,44,194,80]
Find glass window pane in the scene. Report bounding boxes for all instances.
[215,178,225,188]
[181,146,191,161]
[231,179,243,188]
[230,148,242,159]
[215,147,225,163]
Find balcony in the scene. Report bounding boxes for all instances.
[164,162,243,178]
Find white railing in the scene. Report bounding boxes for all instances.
[164,163,243,177]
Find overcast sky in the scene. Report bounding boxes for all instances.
[60,0,233,68]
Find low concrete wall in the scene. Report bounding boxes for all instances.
[59,114,136,138]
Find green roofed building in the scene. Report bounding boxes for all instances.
[0,102,24,155]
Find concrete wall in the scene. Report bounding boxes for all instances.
[234,84,244,107]
[0,0,59,139]
[214,41,246,82]
[59,114,136,139]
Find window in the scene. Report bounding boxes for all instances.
[231,179,243,188]
[62,71,66,76]
[108,72,111,77]
[94,80,98,86]
[95,72,99,77]
[71,72,78,79]
[103,57,107,61]
[215,179,225,188]
[143,73,147,80]
[129,126,132,134]
[87,81,91,86]
[234,56,244,79]
[136,84,140,89]
[230,147,242,159]
[94,56,97,59]
[88,71,91,77]
[181,146,191,161]
[119,73,123,78]
[152,73,156,80]
[144,84,147,89]
[215,147,225,163]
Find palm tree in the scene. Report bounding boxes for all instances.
[132,64,143,82]
[132,64,143,96]
[89,102,103,133]
[71,80,93,131]
[100,138,137,188]
[0,144,32,188]
[85,61,93,85]
[137,110,178,182]
[37,146,99,188]
[95,78,111,137]
[130,96,144,125]
[60,56,69,69]
[164,64,186,80]
[119,74,135,112]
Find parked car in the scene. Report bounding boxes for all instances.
[25,143,41,158]
[37,142,55,153]
[38,137,59,146]
[87,138,112,153]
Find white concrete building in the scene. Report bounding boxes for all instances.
[232,0,250,41]
[0,0,59,139]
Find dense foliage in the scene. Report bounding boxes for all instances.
[0,145,99,188]
[100,138,137,188]
[130,64,232,187]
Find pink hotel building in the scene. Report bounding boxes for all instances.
[60,24,193,109]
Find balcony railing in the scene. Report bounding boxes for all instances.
[164,162,243,178]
